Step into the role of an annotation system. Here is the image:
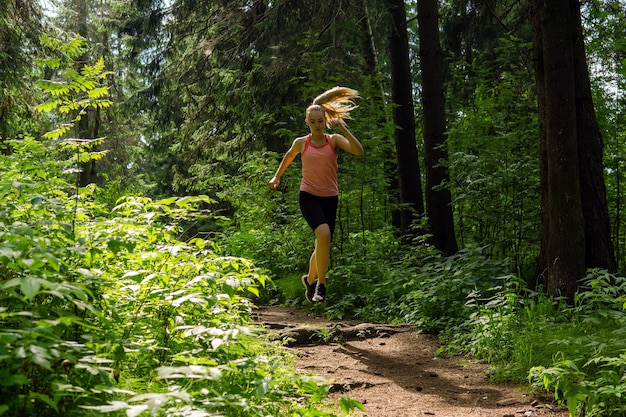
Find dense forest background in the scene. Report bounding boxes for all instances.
[1,0,626,416]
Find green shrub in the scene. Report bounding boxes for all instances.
[528,271,626,417]
[0,138,109,415]
[0,138,359,416]
[396,246,512,333]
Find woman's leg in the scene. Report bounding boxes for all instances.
[299,192,336,301]
[306,242,318,284]
[313,223,331,285]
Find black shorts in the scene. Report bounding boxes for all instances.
[299,191,338,237]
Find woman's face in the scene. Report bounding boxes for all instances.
[306,109,326,133]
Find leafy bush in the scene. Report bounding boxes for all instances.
[396,246,512,333]
[311,241,512,330]
[441,282,570,382]
[528,271,626,417]
[0,137,362,416]
[79,197,319,416]
[431,267,626,416]
[0,39,359,415]
[0,137,109,415]
[323,228,406,321]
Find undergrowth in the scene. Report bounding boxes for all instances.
[0,137,363,417]
[212,125,626,417]
[0,43,364,417]
[223,212,626,417]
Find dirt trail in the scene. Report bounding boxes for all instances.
[253,306,569,417]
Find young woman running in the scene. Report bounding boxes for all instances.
[269,86,364,302]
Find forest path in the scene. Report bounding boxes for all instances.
[253,305,569,417]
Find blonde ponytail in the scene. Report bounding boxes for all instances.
[307,86,360,125]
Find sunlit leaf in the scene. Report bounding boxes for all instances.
[29,345,53,369]
[172,293,204,307]
[339,397,366,413]
[157,366,222,380]
[88,87,109,99]
[80,401,129,413]
[20,276,44,300]
[126,405,149,417]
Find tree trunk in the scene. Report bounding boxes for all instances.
[533,0,616,297]
[570,0,616,271]
[418,0,458,256]
[534,0,586,301]
[387,0,424,235]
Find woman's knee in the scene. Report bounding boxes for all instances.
[314,224,331,243]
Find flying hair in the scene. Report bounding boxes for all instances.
[307,86,360,125]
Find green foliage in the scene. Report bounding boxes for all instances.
[0,137,106,416]
[527,271,626,417]
[0,0,42,141]
[586,0,626,273]
[394,246,512,333]
[447,35,540,273]
[432,267,626,416]
[36,35,111,118]
[0,135,358,416]
[441,283,566,382]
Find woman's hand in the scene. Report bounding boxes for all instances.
[269,175,280,189]
[330,120,364,156]
[330,118,345,129]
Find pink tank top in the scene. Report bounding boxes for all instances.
[300,134,338,197]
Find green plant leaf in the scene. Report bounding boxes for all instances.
[29,393,58,412]
[80,401,130,413]
[339,396,366,413]
[20,276,44,300]
[0,370,28,387]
